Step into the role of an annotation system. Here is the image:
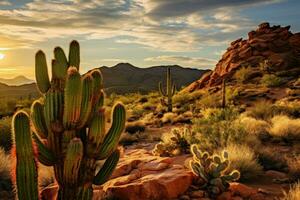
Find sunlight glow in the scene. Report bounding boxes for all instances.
[0,53,4,60]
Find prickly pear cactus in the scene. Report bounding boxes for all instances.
[158,67,176,112]
[189,144,240,197]
[11,40,126,200]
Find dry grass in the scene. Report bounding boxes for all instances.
[269,115,300,140]
[239,114,270,135]
[287,155,300,180]
[161,112,178,124]
[224,143,263,182]
[0,148,11,180]
[282,181,300,200]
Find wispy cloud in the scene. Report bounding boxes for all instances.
[145,55,217,68]
[0,0,281,51]
[0,1,11,6]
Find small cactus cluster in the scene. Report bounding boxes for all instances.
[153,128,193,156]
[158,67,176,112]
[11,41,126,200]
[189,144,240,197]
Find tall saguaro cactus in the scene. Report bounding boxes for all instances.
[11,41,126,200]
[159,67,176,112]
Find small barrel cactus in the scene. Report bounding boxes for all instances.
[158,67,176,112]
[11,40,126,200]
[189,144,240,197]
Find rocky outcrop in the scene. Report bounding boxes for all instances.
[101,149,193,200]
[186,22,300,92]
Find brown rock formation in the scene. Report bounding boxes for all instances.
[186,22,300,92]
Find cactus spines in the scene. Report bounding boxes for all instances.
[63,67,82,129]
[12,111,39,200]
[31,100,48,138]
[69,40,80,69]
[11,41,125,200]
[35,50,50,93]
[189,144,240,197]
[158,67,176,112]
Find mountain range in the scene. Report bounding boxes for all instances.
[0,75,34,86]
[0,64,208,98]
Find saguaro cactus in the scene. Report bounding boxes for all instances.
[158,67,176,112]
[11,41,126,200]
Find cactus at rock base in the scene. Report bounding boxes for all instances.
[10,40,126,200]
[158,67,176,112]
[189,144,240,197]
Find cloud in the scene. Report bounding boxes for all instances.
[0,1,11,6]
[0,0,281,51]
[145,55,217,68]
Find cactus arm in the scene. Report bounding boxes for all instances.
[32,132,56,166]
[63,67,82,129]
[35,50,50,93]
[78,74,94,128]
[53,47,68,79]
[97,103,126,159]
[90,69,103,106]
[69,40,80,70]
[158,81,166,96]
[87,108,105,155]
[30,100,48,138]
[63,138,83,186]
[93,149,120,185]
[172,84,176,96]
[12,111,39,200]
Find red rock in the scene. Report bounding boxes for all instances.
[265,170,288,179]
[216,191,232,200]
[230,183,257,198]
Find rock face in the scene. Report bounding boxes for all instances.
[101,149,193,200]
[186,22,300,92]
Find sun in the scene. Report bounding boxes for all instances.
[0,53,4,60]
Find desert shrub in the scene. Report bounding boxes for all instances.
[275,101,300,118]
[125,121,146,134]
[142,102,156,111]
[0,117,12,152]
[119,131,149,145]
[173,92,191,106]
[246,101,278,120]
[269,115,300,140]
[130,105,146,119]
[226,87,240,104]
[193,108,259,151]
[223,144,263,182]
[257,148,288,172]
[0,148,13,193]
[261,74,283,87]
[238,114,270,136]
[196,93,221,108]
[234,66,253,83]
[161,112,178,124]
[283,181,300,200]
[287,155,300,181]
[153,128,196,156]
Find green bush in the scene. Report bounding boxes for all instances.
[261,74,283,87]
[234,66,253,83]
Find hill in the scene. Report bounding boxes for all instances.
[99,63,209,94]
[0,64,209,98]
[184,22,300,104]
[0,75,34,86]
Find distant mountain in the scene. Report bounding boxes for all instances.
[0,63,209,98]
[0,75,34,86]
[0,82,38,99]
[99,63,210,94]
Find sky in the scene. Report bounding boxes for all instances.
[0,0,299,79]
